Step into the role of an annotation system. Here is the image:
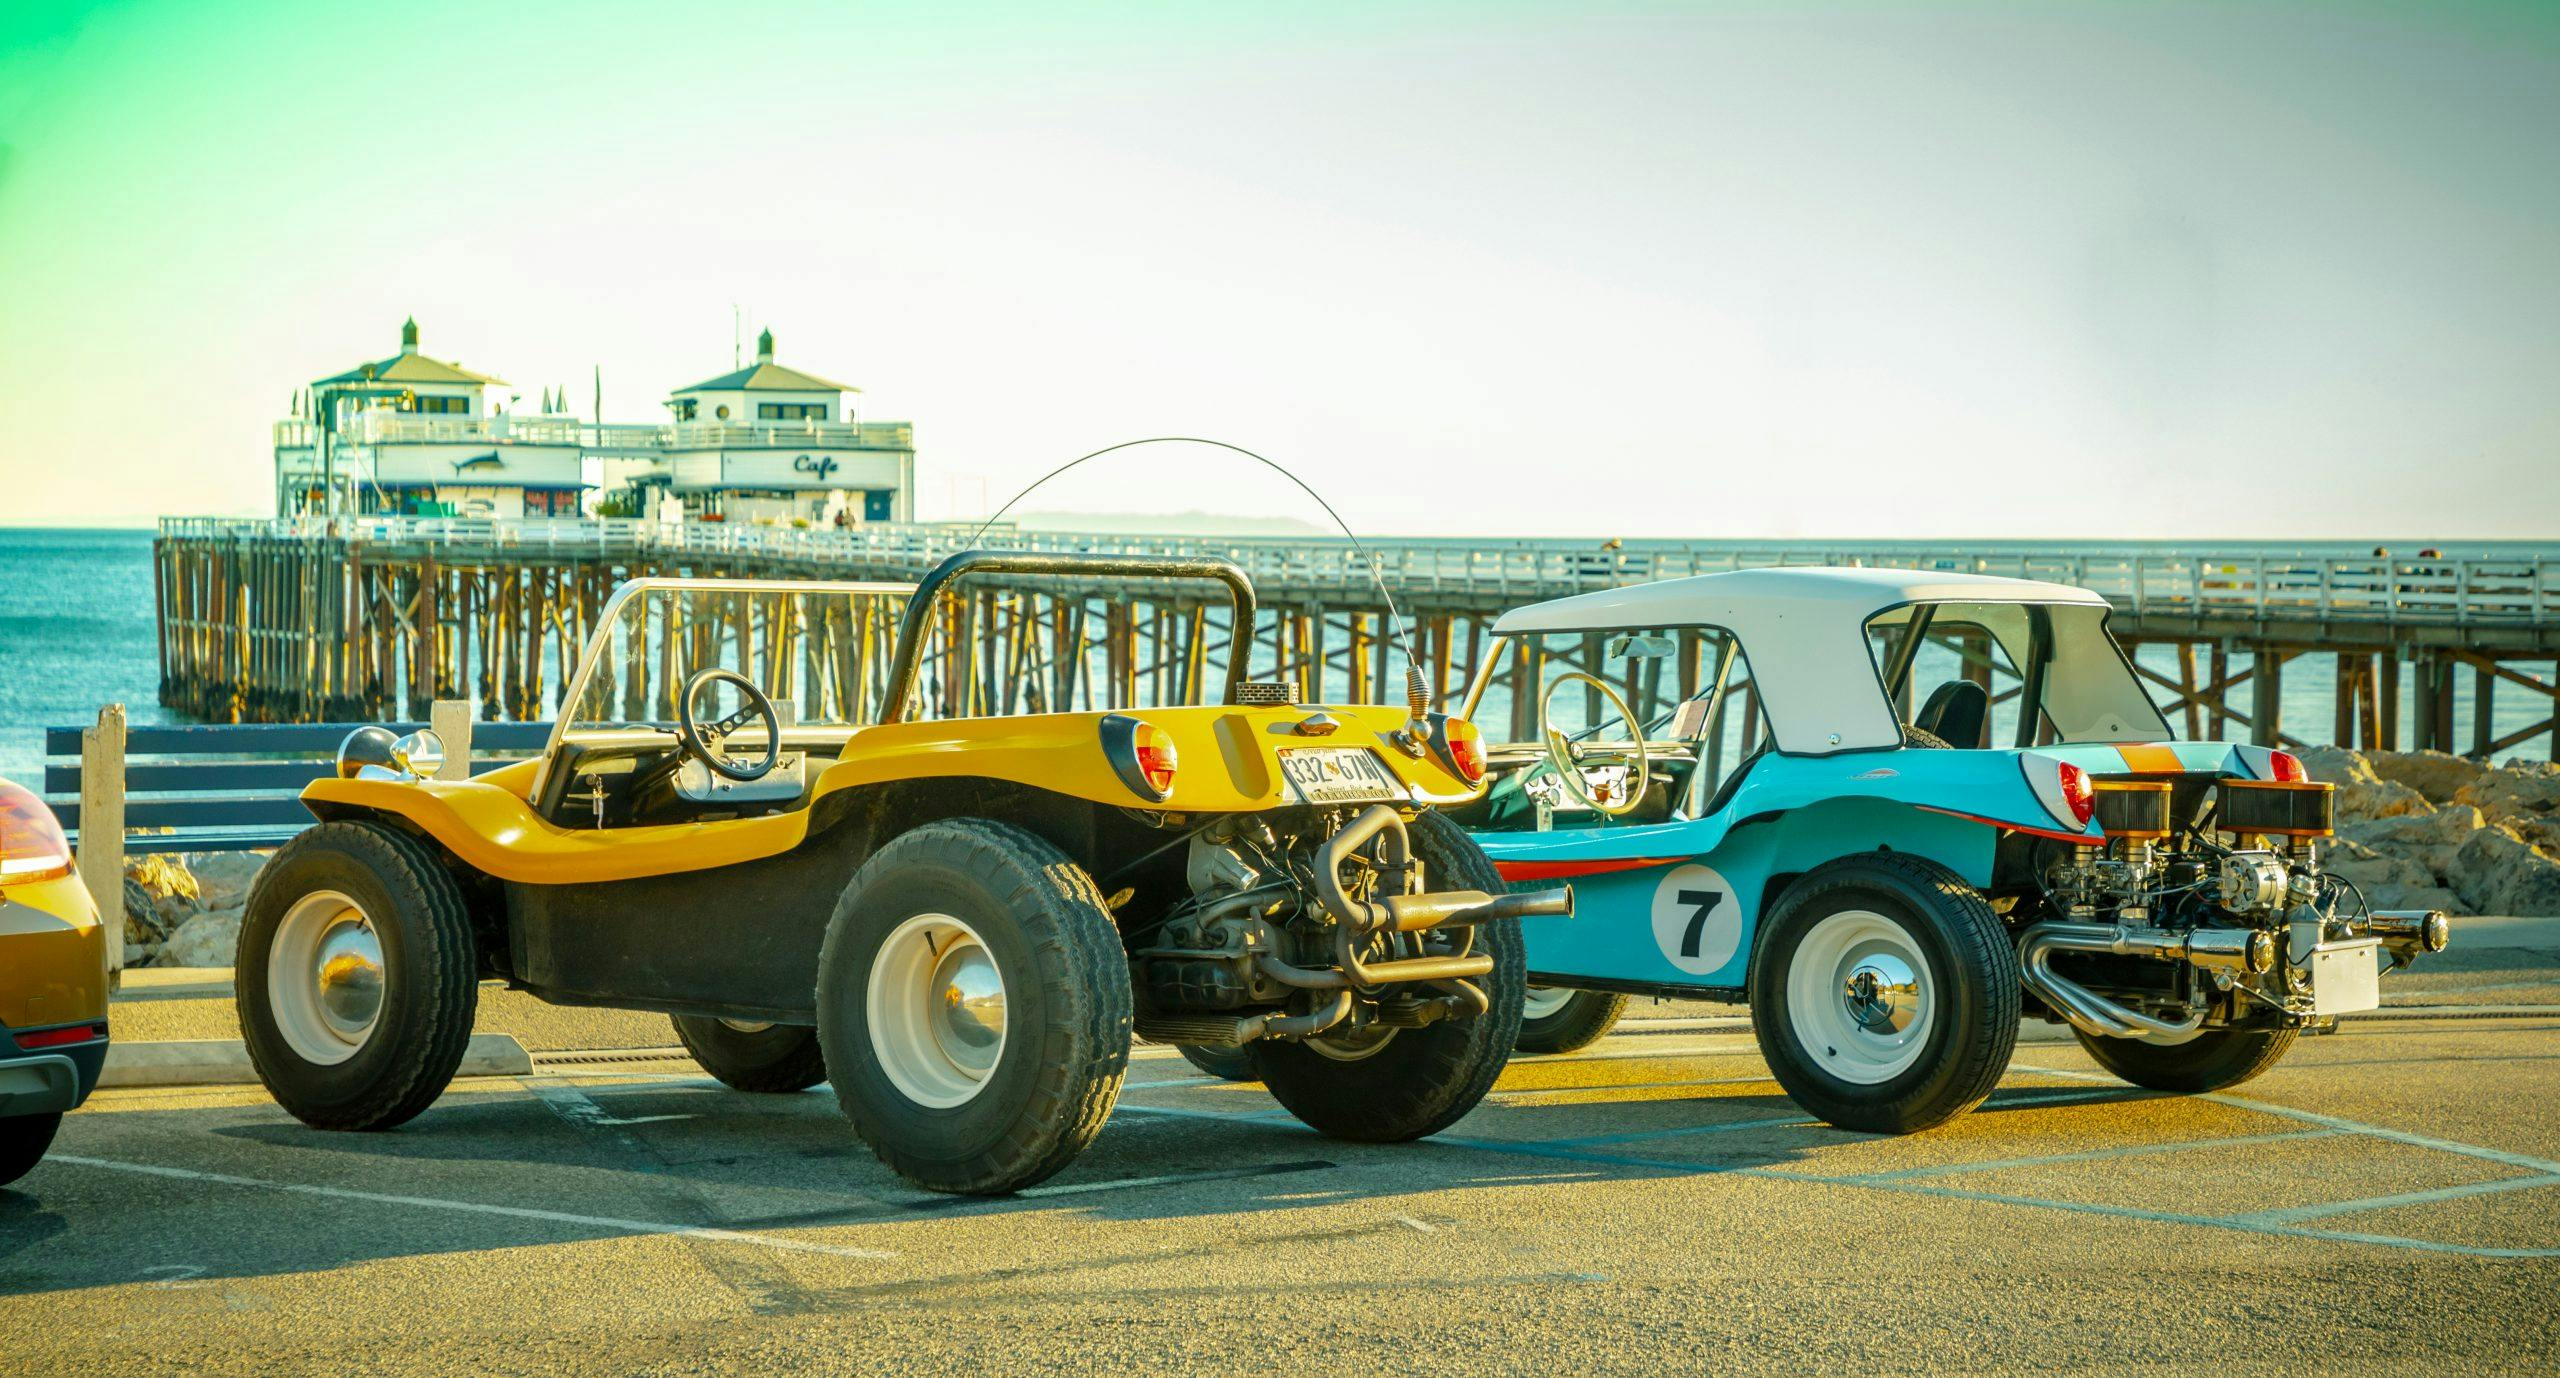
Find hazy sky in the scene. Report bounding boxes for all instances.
[1,0,2554,538]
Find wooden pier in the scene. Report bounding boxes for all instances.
[153,518,2560,759]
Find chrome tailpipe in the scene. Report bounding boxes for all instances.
[2017,921,2275,1044]
[2362,909,2452,967]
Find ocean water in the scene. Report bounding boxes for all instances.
[0,529,191,786]
[0,528,2549,791]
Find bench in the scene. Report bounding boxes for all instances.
[44,702,554,972]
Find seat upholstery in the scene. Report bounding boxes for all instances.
[1913,680,1991,749]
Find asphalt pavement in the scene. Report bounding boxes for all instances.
[3,918,2555,1376]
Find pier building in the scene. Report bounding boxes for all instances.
[271,321,914,524]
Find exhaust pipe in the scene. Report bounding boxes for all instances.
[2363,909,2451,965]
[2017,921,2273,1044]
[1306,804,1570,988]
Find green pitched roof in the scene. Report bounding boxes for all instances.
[317,351,505,387]
[671,359,858,395]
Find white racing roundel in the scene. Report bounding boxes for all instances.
[1649,863,1741,976]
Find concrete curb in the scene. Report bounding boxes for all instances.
[98,1033,536,1088]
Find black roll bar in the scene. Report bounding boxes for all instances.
[875,550,1259,724]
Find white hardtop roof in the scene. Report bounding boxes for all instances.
[1491,566,2107,637]
[1487,567,2143,757]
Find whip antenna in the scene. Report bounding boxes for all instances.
[969,438,1430,722]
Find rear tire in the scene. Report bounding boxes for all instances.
[671,1016,828,1093]
[237,821,479,1131]
[1750,853,2017,1135]
[2074,1025,2298,1093]
[1515,987,1627,1055]
[1251,813,1524,1142]
[816,818,1130,1195]
[0,1112,61,1188]
[1175,1043,1259,1081]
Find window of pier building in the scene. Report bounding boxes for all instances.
[758,402,830,421]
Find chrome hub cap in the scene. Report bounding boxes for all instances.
[1843,954,1920,1035]
[1785,909,1934,1085]
[867,914,1008,1108]
[268,890,385,1065]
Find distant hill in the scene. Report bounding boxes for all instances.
[1008,510,1328,538]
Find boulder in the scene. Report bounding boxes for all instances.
[2366,750,2488,804]
[120,875,174,948]
[180,851,268,911]
[154,906,243,969]
[2295,745,2429,823]
[2321,837,2435,891]
[2335,803,2484,878]
[2522,818,2560,854]
[2453,760,2560,826]
[2447,826,2560,917]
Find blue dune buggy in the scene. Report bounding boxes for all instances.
[1444,568,2450,1133]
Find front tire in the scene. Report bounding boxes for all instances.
[1515,986,1627,1055]
[0,1112,61,1188]
[1750,853,2017,1135]
[237,821,479,1131]
[1250,813,1524,1142]
[2074,1025,2298,1093]
[816,819,1131,1195]
[671,1016,828,1093]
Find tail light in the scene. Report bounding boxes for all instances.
[1134,725,1179,795]
[0,779,75,885]
[1099,715,1178,802]
[1431,716,1487,785]
[2059,762,2095,825]
[2021,756,2097,831]
[15,1022,106,1050]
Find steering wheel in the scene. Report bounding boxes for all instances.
[1538,671,1652,818]
[677,669,782,782]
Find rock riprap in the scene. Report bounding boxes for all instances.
[117,849,267,969]
[2301,747,2560,916]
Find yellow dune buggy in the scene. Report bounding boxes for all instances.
[238,553,1567,1193]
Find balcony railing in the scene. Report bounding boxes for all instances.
[271,417,915,453]
[663,420,913,450]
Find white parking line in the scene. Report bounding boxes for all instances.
[1848,1129,2344,1182]
[2230,1175,2560,1226]
[48,1155,900,1261]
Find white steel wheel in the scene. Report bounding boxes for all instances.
[1520,985,1577,1021]
[1783,908,1934,1086]
[266,889,387,1066]
[865,913,1009,1109]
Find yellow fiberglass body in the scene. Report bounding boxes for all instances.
[0,871,108,1035]
[301,702,1485,887]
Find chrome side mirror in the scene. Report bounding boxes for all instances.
[338,726,445,781]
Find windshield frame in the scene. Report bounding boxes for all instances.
[542,576,917,765]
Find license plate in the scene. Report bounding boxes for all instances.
[1278,747,1405,806]
[2306,938,2382,1016]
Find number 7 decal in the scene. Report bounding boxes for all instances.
[1676,888,1725,959]
[1651,863,1741,975]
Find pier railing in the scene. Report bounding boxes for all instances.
[154,517,2560,629]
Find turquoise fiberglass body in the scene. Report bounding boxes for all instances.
[1471,738,2286,994]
